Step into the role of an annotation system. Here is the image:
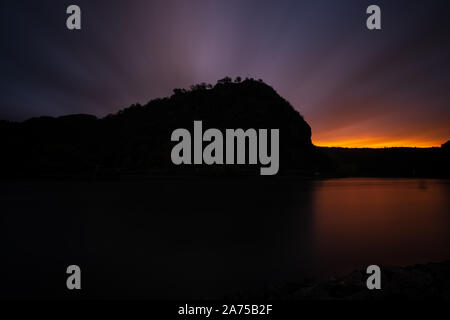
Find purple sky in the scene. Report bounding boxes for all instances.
[1,0,449,146]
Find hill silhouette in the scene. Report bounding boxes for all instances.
[0,78,317,178]
[0,77,448,179]
[442,140,450,151]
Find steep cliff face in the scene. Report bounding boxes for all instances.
[0,79,316,178]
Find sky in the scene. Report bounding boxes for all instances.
[1,0,449,147]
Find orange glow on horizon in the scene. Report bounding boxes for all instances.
[307,110,449,149]
[313,138,444,148]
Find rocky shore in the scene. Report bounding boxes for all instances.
[228,261,450,300]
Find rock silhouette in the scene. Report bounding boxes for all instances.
[0,78,316,178]
[0,78,448,179]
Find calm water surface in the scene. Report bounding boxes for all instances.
[2,178,449,298]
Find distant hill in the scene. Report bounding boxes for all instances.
[317,146,449,178]
[0,78,317,178]
[442,140,450,151]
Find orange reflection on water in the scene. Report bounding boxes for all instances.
[312,178,450,275]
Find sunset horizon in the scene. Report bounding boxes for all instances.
[2,1,449,151]
[1,0,450,305]
[313,138,446,149]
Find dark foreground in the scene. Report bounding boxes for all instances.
[2,178,449,299]
[230,260,450,300]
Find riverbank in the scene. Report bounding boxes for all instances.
[227,261,450,300]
